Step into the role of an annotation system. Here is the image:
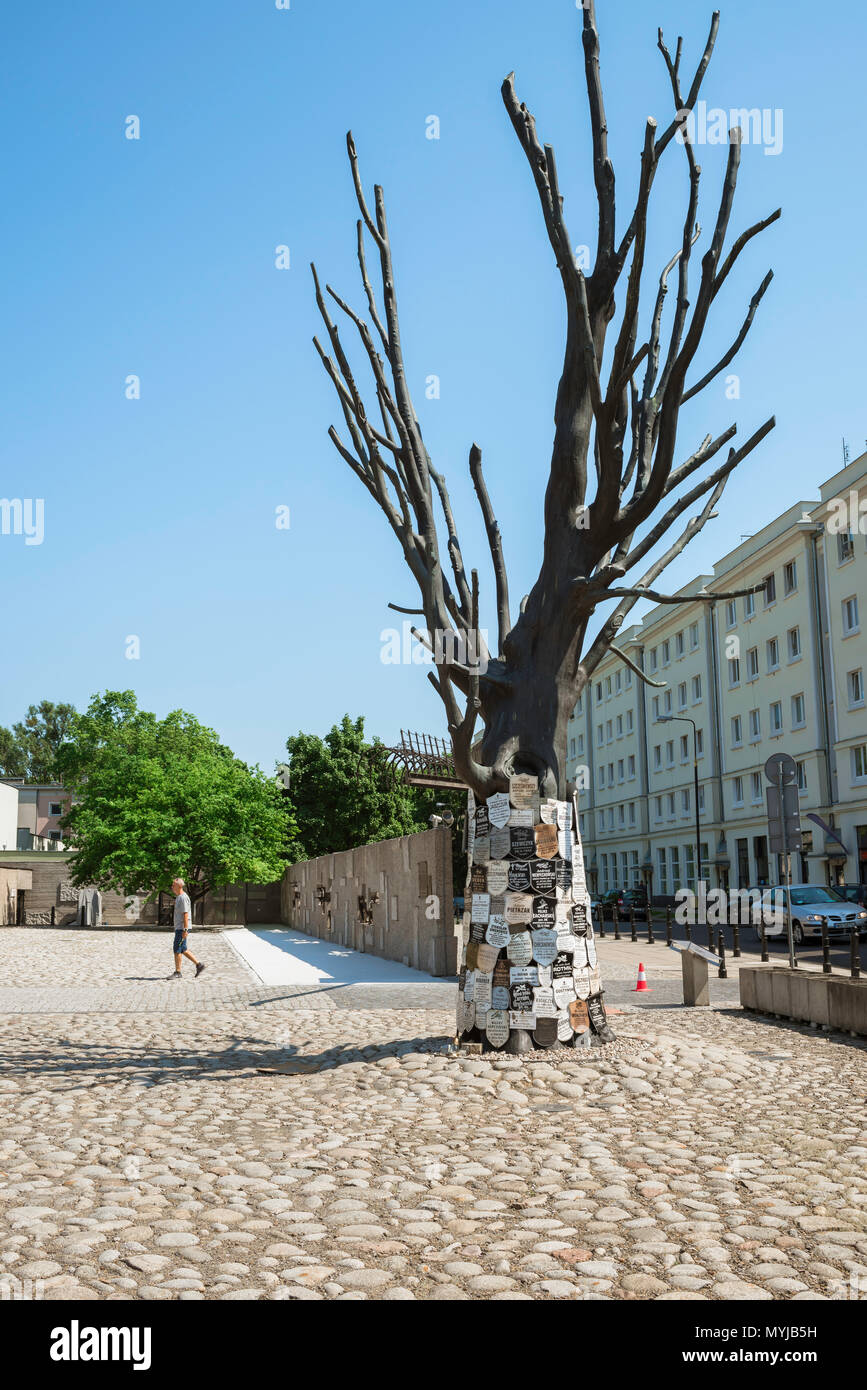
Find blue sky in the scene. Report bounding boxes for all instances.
[1,0,864,771]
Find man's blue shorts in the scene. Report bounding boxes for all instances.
[173,929,189,955]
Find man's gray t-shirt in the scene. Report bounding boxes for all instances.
[173,892,192,931]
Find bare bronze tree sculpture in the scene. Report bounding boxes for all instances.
[313,5,778,805]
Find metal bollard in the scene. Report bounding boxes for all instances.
[612,906,620,941]
[629,906,637,943]
[760,921,769,963]
[51,905,56,926]
[665,906,672,947]
[596,903,605,938]
[717,928,728,979]
[707,919,716,955]
[647,909,654,945]
[821,923,831,975]
[732,921,741,957]
[851,927,861,981]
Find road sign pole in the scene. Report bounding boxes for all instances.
[781,798,796,970]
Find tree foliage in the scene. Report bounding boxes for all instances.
[0,700,77,781]
[56,691,295,901]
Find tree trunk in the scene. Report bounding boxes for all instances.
[457,765,613,1056]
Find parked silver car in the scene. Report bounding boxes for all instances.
[751,886,867,944]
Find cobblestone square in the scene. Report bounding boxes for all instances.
[1,928,865,1301]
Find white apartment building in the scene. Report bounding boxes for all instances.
[567,453,867,898]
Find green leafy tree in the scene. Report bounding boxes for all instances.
[56,691,295,904]
[0,700,76,780]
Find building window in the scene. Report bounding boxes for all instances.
[848,669,865,708]
[667,793,676,818]
[49,830,61,841]
[766,637,779,670]
[606,720,613,742]
[838,530,855,563]
[615,671,622,693]
[728,657,741,686]
[624,668,633,687]
[49,802,62,816]
[731,715,742,746]
[657,848,667,894]
[569,738,576,758]
[664,690,672,715]
[617,759,624,782]
[662,640,671,666]
[628,803,636,826]
[655,795,663,820]
[680,735,689,762]
[665,740,675,767]
[577,734,584,756]
[576,695,583,715]
[605,676,612,698]
[696,729,704,757]
[744,592,755,619]
[597,724,604,746]
[685,844,695,892]
[787,626,801,660]
[675,631,684,657]
[598,766,605,788]
[626,709,633,732]
[653,745,662,770]
[764,573,776,605]
[595,682,603,703]
[627,754,636,778]
[649,648,658,673]
[843,595,860,635]
[791,692,806,728]
[681,788,691,814]
[746,646,759,680]
[616,714,623,737]
[692,675,702,702]
[750,771,762,803]
[726,601,736,628]
[608,763,614,784]
[783,560,797,594]
[678,682,687,709]
[689,621,700,650]
[601,853,609,891]
[698,785,706,812]
[733,776,744,806]
[618,804,625,826]
[748,708,761,741]
[770,700,783,734]
[652,695,660,721]
[852,745,867,783]
[796,760,807,792]
[670,846,681,891]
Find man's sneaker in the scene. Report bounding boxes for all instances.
[168,971,182,980]
[195,962,206,978]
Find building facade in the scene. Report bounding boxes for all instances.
[567,454,867,898]
[0,780,70,850]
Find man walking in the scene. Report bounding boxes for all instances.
[168,877,206,979]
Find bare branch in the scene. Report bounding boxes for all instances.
[468,443,512,655]
[608,643,667,688]
[682,269,774,403]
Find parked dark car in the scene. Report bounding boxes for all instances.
[833,884,867,909]
[601,888,648,920]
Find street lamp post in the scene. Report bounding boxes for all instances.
[659,714,711,951]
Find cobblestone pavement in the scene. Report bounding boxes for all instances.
[0,930,865,1301]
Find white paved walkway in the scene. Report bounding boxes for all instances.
[222,925,443,988]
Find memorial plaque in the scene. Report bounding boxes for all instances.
[552,951,573,979]
[456,995,468,1034]
[476,942,500,974]
[506,930,533,965]
[486,914,510,949]
[571,938,589,968]
[463,970,475,1002]
[557,1009,574,1043]
[469,921,486,943]
[573,965,592,999]
[510,981,535,1011]
[530,860,557,895]
[461,915,471,947]
[466,792,476,858]
[493,959,510,988]
[569,998,590,1033]
[492,985,510,1010]
[471,893,491,924]
[586,937,597,969]
[536,964,552,987]
[554,860,573,894]
[557,933,579,956]
[539,799,558,825]
[465,940,479,971]
[509,808,534,829]
[555,901,573,927]
[532,1017,559,1049]
[486,861,508,898]
[463,1000,476,1033]
[533,986,558,1018]
[475,804,490,838]
[553,976,576,1010]
[487,791,511,828]
[508,1011,537,1030]
[571,901,588,935]
[588,967,602,993]
[490,827,510,860]
[470,864,488,894]
[507,861,532,893]
[486,1010,510,1049]
[509,965,538,986]
[531,927,559,966]
[575,1026,592,1050]
[509,773,538,809]
[587,992,612,1039]
[504,892,533,926]
[557,801,572,831]
[510,827,535,860]
[474,836,490,865]
[531,897,556,930]
[458,965,467,992]
[475,972,492,1011]
[558,829,573,861]
[535,824,559,859]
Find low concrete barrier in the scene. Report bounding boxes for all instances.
[740,965,867,1036]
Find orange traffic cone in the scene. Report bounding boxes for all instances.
[632,962,651,992]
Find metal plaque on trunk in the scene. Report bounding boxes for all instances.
[536,964,553,987]
[558,829,573,861]
[465,940,479,971]
[510,981,535,1011]
[554,860,573,894]
[508,861,532,892]
[469,921,486,943]
[508,1011,536,1030]
[586,937,597,968]
[553,951,573,978]
[553,977,576,1010]
[557,1009,574,1043]
[532,1017,559,1049]
[474,972,492,1011]
[493,958,510,987]
[486,914,510,949]
[569,998,590,1033]
[470,864,488,894]
[476,804,490,838]
[509,808,535,829]
[539,799,558,825]
[463,970,475,1002]
[535,824,559,859]
[571,902,589,935]
[531,927,559,966]
[530,860,557,895]
[489,827,510,860]
[532,897,556,930]
[486,792,511,828]
[573,965,592,998]
[509,774,539,808]
[476,942,500,974]
[506,930,533,965]
[492,985,510,1010]
[509,965,538,986]
[557,933,580,956]
[510,827,535,860]
[505,892,533,926]
[557,801,572,831]
[474,836,490,865]
[587,992,612,1039]
[471,893,491,924]
[486,1010,509,1049]
[533,986,558,1018]
[486,861,508,897]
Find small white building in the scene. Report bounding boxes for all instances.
[0,781,18,853]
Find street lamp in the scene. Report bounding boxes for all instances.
[658,713,710,950]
